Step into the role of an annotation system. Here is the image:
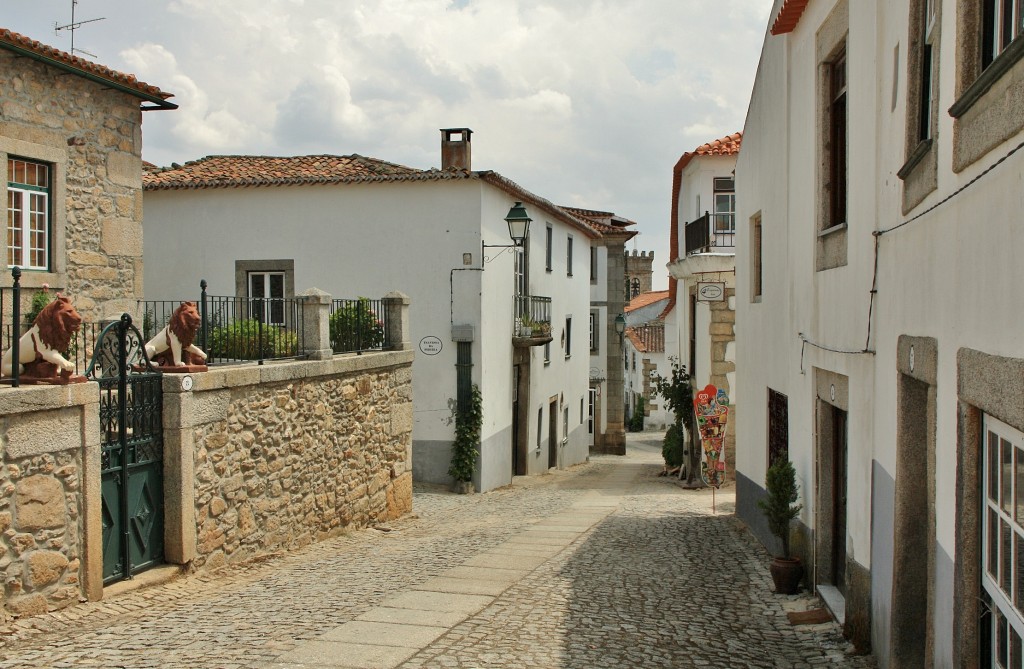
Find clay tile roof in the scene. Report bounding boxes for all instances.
[143,154,427,190]
[625,290,670,313]
[0,28,175,109]
[771,0,811,35]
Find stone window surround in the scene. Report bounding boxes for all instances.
[898,0,942,212]
[0,138,68,289]
[815,0,850,272]
[949,0,1024,171]
[954,347,1024,663]
[234,259,295,302]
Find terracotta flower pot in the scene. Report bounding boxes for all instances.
[769,556,804,594]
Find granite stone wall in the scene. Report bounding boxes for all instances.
[0,48,146,321]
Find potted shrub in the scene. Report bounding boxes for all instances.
[757,458,804,594]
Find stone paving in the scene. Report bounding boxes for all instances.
[0,432,875,668]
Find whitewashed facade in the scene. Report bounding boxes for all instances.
[143,130,599,493]
[735,0,1024,664]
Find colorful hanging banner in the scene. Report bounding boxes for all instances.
[693,384,729,488]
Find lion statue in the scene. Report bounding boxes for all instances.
[1,295,82,379]
[145,301,208,367]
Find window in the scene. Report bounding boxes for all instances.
[566,235,573,276]
[631,277,641,299]
[712,177,736,233]
[632,352,636,372]
[981,414,1024,666]
[589,311,599,352]
[828,51,848,230]
[544,341,551,364]
[565,317,572,358]
[751,213,763,300]
[249,271,285,326]
[514,247,526,297]
[949,0,1024,170]
[545,224,553,271]
[899,0,941,209]
[767,389,789,467]
[590,246,597,283]
[537,407,543,450]
[983,0,1024,68]
[6,158,50,270]
[235,260,294,323]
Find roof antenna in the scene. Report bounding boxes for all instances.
[55,0,105,59]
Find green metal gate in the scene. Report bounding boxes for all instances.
[87,314,164,584]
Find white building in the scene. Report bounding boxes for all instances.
[143,129,606,492]
[666,133,741,468]
[559,208,635,455]
[735,0,1024,664]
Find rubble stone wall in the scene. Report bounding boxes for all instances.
[0,383,100,620]
[166,351,415,571]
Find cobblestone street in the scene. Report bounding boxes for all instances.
[0,433,874,668]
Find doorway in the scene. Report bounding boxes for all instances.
[548,398,558,469]
[831,406,848,594]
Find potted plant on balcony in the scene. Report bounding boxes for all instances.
[757,457,804,594]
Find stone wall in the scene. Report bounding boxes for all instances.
[0,383,100,621]
[164,352,415,572]
[0,48,146,322]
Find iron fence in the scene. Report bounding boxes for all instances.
[513,294,552,337]
[329,298,389,354]
[138,285,307,366]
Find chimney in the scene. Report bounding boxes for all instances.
[441,128,472,170]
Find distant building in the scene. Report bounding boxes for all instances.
[624,250,654,303]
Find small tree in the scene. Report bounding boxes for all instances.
[757,458,803,558]
[448,384,482,484]
[651,357,700,486]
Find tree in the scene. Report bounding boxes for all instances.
[651,357,703,487]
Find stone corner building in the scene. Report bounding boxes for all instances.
[0,27,177,322]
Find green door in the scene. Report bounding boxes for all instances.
[90,315,164,584]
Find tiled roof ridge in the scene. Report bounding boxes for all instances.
[688,131,743,159]
[0,27,173,105]
[476,171,602,239]
[625,290,670,313]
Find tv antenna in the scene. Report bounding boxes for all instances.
[54,0,105,59]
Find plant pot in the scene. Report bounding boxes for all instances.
[452,480,474,494]
[768,557,804,594]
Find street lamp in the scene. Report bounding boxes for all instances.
[614,313,626,342]
[482,202,532,266]
[503,201,532,246]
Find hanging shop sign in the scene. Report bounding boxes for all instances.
[697,282,726,302]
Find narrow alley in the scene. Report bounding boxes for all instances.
[0,434,872,669]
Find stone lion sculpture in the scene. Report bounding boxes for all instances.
[145,301,208,368]
[1,294,82,379]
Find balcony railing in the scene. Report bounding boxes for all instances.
[685,211,736,256]
[513,294,552,343]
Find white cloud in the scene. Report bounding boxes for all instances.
[4,0,773,288]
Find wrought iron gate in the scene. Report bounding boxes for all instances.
[87,314,164,583]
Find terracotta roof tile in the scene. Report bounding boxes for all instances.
[142,155,605,239]
[0,28,174,108]
[626,290,670,313]
[771,0,811,36]
[143,154,425,189]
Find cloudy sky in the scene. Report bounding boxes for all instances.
[4,1,771,289]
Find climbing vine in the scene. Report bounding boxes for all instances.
[448,384,482,483]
